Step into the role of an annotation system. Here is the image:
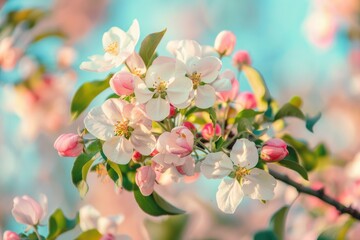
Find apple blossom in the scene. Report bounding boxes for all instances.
[236,92,257,109]
[84,98,156,164]
[11,194,47,226]
[54,133,84,157]
[80,19,140,72]
[3,231,20,240]
[260,138,289,162]
[201,123,221,141]
[134,56,193,121]
[132,151,142,162]
[214,31,236,56]
[167,40,227,109]
[182,121,196,132]
[201,138,276,213]
[232,50,251,69]
[135,166,156,196]
[125,52,146,76]
[216,70,239,102]
[110,71,136,96]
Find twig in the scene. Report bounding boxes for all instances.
[269,169,360,220]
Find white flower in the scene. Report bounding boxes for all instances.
[200,138,277,214]
[134,56,193,121]
[167,40,222,109]
[84,98,156,164]
[80,19,140,72]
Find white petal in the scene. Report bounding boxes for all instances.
[195,85,216,109]
[145,97,170,121]
[200,152,233,179]
[230,138,259,169]
[166,40,181,56]
[194,56,222,83]
[212,77,232,92]
[101,98,127,124]
[176,40,202,62]
[79,205,101,232]
[242,168,277,200]
[97,215,124,235]
[134,77,153,103]
[80,55,114,72]
[84,106,114,141]
[102,27,123,49]
[126,52,146,75]
[126,19,140,45]
[167,76,193,104]
[130,124,156,155]
[103,136,133,164]
[39,194,48,222]
[216,178,243,214]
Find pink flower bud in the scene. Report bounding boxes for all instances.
[232,50,251,69]
[132,151,142,162]
[3,231,20,240]
[182,121,196,132]
[109,71,135,96]
[168,104,177,118]
[135,166,156,196]
[11,195,47,226]
[214,31,236,56]
[157,126,194,157]
[261,139,289,162]
[54,133,83,157]
[237,92,257,109]
[201,123,221,141]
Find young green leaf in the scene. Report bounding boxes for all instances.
[106,161,123,188]
[282,146,299,163]
[305,112,321,133]
[134,188,185,216]
[254,230,278,240]
[269,206,290,240]
[144,215,189,240]
[75,229,102,240]
[139,29,167,67]
[70,74,113,120]
[47,209,79,240]
[274,103,305,121]
[71,153,96,197]
[278,160,309,180]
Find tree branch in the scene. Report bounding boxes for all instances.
[269,169,360,220]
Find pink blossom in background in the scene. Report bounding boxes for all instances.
[0,37,22,71]
[232,50,251,69]
[110,72,135,96]
[236,91,257,110]
[217,70,239,102]
[54,133,83,157]
[201,123,221,141]
[214,31,236,56]
[11,194,47,227]
[3,231,20,240]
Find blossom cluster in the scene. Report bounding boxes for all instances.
[53,19,294,215]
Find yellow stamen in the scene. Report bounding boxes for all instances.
[114,120,132,138]
[235,167,250,181]
[189,72,202,89]
[105,42,119,55]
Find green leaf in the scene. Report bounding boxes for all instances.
[254,230,278,240]
[107,161,123,188]
[236,109,263,119]
[306,112,321,133]
[206,107,217,126]
[71,153,96,197]
[145,215,189,240]
[242,65,272,111]
[70,74,113,120]
[269,206,290,240]
[134,188,185,216]
[75,229,102,240]
[274,103,305,121]
[32,31,66,43]
[139,29,167,67]
[317,218,355,240]
[85,139,102,154]
[282,146,299,163]
[47,209,79,240]
[278,160,309,180]
[215,137,225,151]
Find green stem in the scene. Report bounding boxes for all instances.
[33,226,41,240]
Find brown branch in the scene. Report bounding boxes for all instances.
[269,169,360,220]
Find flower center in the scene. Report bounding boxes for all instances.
[235,167,250,181]
[152,79,168,98]
[189,72,202,89]
[105,42,119,55]
[114,120,133,138]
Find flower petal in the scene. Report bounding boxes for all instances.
[216,178,243,214]
[79,205,101,231]
[200,152,233,179]
[84,106,114,141]
[103,136,133,164]
[167,76,193,104]
[145,97,170,121]
[101,98,127,124]
[130,124,156,155]
[195,85,216,109]
[126,52,146,75]
[134,77,154,104]
[230,138,259,169]
[242,168,277,200]
[80,55,114,72]
[191,56,221,84]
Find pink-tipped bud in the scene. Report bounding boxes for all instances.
[182,121,196,132]
[132,151,142,162]
[214,31,236,56]
[135,166,156,196]
[110,71,135,96]
[232,50,251,69]
[3,231,20,240]
[201,123,221,141]
[237,92,257,109]
[54,133,83,157]
[12,195,47,226]
[261,139,289,162]
[168,104,177,118]
[150,149,159,157]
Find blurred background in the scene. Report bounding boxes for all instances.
[0,0,359,239]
